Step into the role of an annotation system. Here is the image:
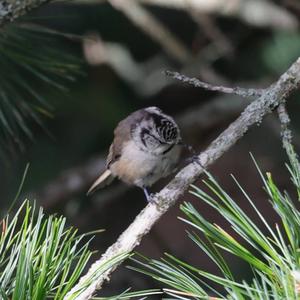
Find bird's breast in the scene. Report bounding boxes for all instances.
[109,140,181,187]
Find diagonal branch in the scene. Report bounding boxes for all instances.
[65,57,300,300]
[0,0,51,27]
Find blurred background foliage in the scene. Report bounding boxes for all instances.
[1,0,300,297]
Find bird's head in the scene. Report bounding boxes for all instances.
[132,107,181,154]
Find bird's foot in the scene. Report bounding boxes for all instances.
[143,187,156,203]
[186,155,204,168]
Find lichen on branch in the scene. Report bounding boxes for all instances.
[0,0,50,27]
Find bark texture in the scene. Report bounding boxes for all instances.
[0,0,50,27]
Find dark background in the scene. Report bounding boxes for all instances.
[1,0,300,297]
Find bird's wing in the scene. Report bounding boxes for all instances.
[107,109,146,168]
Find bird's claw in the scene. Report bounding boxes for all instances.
[186,154,199,164]
[147,193,159,204]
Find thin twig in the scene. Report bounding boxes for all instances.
[65,58,300,300]
[82,32,231,96]
[165,70,265,98]
[277,103,293,147]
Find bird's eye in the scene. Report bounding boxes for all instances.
[140,128,160,147]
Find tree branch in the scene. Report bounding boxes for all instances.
[165,70,265,98]
[277,103,293,147]
[65,57,300,300]
[0,0,50,27]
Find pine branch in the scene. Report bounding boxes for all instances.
[0,200,93,299]
[130,150,300,299]
[0,0,51,27]
[65,57,300,300]
[0,25,83,155]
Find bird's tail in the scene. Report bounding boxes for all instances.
[87,169,114,195]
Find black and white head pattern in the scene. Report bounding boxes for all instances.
[132,107,181,154]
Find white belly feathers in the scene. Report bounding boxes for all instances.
[109,140,180,187]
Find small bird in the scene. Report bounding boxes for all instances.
[87,106,182,201]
